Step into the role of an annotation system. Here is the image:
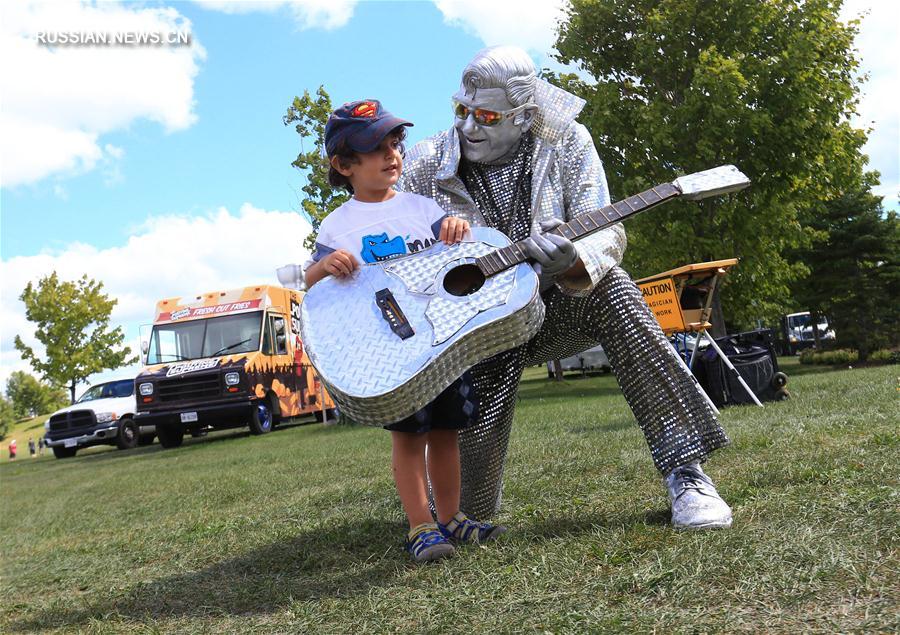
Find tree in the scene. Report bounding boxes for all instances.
[790,173,900,361]
[14,272,136,404]
[0,396,15,440]
[554,0,868,329]
[283,86,349,252]
[5,371,67,418]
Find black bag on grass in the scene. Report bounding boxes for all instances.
[694,331,782,406]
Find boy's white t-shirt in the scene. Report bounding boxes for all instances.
[305,191,447,269]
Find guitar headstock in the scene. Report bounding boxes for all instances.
[673,165,751,201]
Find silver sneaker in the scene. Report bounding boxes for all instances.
[665,462,733,530]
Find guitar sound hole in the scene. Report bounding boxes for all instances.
[443,264,485,296]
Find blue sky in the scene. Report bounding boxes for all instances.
[1,0,897,393]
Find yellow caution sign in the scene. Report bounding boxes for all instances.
[638,277,685,333]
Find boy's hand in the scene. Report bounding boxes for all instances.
[439,216,470,244]
[322,249,358,277]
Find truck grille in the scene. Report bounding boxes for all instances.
[48,410,96,432]
[157,372,221,402]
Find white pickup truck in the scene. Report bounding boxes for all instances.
[43,379,155,459]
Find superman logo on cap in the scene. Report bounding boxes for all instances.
[351,101,378,118]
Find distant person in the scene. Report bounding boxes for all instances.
[28,437,36,458]
[38,436,45,456]
[303,99,504,562]
[8,439,17,460]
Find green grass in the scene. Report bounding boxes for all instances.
[1,358,897,633]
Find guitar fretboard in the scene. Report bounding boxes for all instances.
[474,183,680,277]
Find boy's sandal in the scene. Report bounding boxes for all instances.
[440,511,507,544]
[406,523,455,562]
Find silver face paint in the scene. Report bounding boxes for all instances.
[452,87,532,164]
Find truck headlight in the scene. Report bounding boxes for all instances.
[96,412,117,424]
[224,372,241,386]
[44,421,50,431]
[139,382,154,396]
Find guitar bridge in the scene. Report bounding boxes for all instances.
[375,289,414,340]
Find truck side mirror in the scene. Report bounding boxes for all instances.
[141,341,149,354]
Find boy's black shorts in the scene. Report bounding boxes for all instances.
[384,371,479,434]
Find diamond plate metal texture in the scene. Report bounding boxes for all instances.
[300,227,543,426]
[426,268,516,345]
[384,241,489,294]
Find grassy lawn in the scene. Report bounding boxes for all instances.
[1,358,897,633]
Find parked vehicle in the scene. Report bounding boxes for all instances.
[134,285,335,449]
[781,311,835,355]
[547,344,612,377]
[43,379,153,459]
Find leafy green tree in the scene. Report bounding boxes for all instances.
[14,272,136,404]
[283,86,349,252]
[5,371,67,418]
[0,396,15,440]
[554,0,868,329]
[790,173,900,361]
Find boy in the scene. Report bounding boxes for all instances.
[304,100,505,562]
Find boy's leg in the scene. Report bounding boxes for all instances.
[425,429,461,525]
[390,431,432,528]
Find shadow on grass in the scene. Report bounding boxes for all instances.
[8,518,406,631]
[522,508,671,539]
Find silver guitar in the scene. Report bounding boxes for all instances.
[300,165,750,426]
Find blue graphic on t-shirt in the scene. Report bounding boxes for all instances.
[360,233,407,263]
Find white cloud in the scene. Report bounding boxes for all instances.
[0,1,206,188]
[193,0,357,30]
[0,204,312,391]
[434,0,567,59]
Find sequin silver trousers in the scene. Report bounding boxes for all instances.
[460,266,730,519]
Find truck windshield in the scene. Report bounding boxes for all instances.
[76,379,134,402]
[146,311,263,364]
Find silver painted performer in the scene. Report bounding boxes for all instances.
[397,45,733,529]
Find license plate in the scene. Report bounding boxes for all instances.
[180,412,198,423]
[64,438,77,448]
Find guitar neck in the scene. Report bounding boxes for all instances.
[474,183,680,277]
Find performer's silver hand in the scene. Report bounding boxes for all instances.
[523,219,578,289]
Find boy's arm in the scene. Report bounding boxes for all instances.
[304,249,359,288]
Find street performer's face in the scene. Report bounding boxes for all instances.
[452,86,533,164]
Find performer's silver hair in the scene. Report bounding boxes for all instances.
[461,45,537,107]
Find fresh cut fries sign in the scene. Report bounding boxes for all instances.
[638,277,685,333]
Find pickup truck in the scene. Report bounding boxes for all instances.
[43,378,155,459]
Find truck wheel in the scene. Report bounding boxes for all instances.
[116,417,140,450]
[774,388,791,401]
[249,400,273,435]
[771,372,788,389]
[157,425,184,448]
[52,446,77,459]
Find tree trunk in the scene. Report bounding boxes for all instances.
[69,380,76,405]
[551,359,563,382]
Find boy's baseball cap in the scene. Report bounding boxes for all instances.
[324,99,413,157]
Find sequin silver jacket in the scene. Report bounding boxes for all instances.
[397,80,626,296]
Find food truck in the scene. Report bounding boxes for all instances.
[134,285,335,448]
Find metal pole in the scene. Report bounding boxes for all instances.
[702,332,764,407]
[672,331,720,416]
